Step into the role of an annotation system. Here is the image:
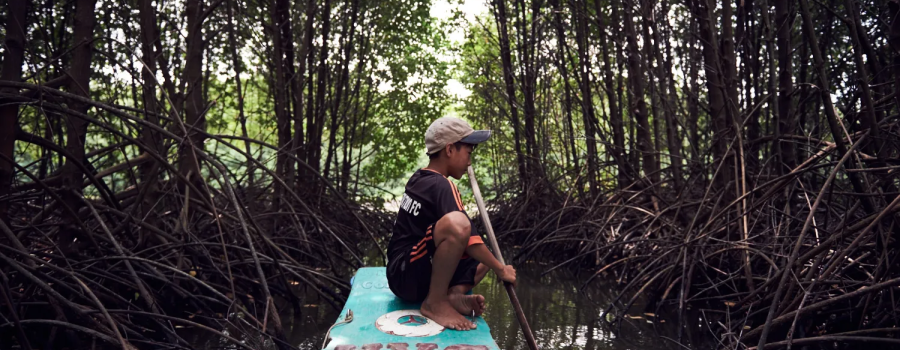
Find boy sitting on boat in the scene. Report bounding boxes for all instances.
[387,117,517,331]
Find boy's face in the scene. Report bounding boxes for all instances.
[445,143,475,179]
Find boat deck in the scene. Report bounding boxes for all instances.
[323,267,500,350]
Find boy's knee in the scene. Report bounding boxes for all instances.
[437,211,471,243]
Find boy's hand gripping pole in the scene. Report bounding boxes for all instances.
[467,166,538,350]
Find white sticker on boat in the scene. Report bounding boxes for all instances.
[375,310,444,337]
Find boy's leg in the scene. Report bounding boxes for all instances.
[448,262,489,316]
[421,212,477,330]
[474,263,489,286]
[474,263,491,292]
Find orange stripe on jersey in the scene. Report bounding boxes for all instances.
[447,179,463,210]
[421,168,463,211]
[411,244,427,256]
[413,225,434,250]
[412,236,432,251]
[451,182,463,209]
[410,251,428,262]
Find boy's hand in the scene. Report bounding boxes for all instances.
[494,265,517,286]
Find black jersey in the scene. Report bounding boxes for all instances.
[387,169,483,265]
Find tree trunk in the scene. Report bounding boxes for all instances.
[721,0,740,205]
[312,0,332,178]
[59,0,98,255]
[137,0,164,241]
[491,0,527,190]
[659,0,683,192]
[726,0,754,296]
[746,0,762,172]
[797,27,810,157]
[610,1,632,172]
[759,0,777,164]
[324,0,360,181]
[775,0,795,173]
[271,0,291,203]
[514,0,542,185]
[226,0,253,185]
[686,17,701,172]
[549,0,578,182]
[305,41,317,171]
[0,0,29,223]
[848,0,885,124]
[640,0,661,184]
[721,0,740,117]
[341,37,370,195]
[280,0,298,190]
[890,1,900,117]
[341,23,370,196]
[623,0,655,184]
[842,0,883,158]
[179,0,206,184]
[594,0,629,188]
[352,80,375,195]
[296,0,316,186]
[798,0,872,207]
[690,0,731,190]
[573,1,598,195]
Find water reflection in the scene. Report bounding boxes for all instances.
[186,265,678,350]
[474,265,675,350]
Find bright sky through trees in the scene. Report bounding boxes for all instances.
[431,0,487,100]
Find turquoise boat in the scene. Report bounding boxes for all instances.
[322,267,501,350]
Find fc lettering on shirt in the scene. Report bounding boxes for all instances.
[400,193,421,216]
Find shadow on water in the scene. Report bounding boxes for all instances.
[185,263,683,350]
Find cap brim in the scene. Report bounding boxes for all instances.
[459,130,491,145]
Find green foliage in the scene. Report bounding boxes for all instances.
[10,0,461,202]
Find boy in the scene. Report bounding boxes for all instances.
[387,117,517,331]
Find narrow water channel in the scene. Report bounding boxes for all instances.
[232,264,681,350]
[473,265,677,350]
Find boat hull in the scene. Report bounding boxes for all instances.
[323,267,500,350]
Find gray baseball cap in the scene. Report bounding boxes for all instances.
[425,117,491,155]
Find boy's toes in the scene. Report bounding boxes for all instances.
[474,295,486,316]
[422,300,475,331]
[453,319,472,331]
[449,293,485,317]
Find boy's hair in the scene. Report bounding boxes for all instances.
[427,143,472,159]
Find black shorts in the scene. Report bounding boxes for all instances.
[387,248,479,303]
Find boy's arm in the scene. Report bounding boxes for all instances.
[465,242,503,271]
[465,242,517,285]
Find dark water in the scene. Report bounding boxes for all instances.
[233,264,680,350]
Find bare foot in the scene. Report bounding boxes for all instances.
[421,299,476,331]
[449,293,485,316]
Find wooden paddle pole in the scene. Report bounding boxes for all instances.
[467,166,539,350]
